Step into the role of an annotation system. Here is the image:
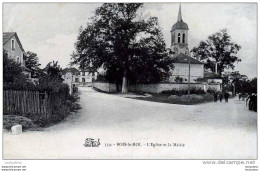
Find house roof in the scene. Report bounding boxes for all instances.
[173,53,204,64]
[3,32,25,52]
[62,67,80,75]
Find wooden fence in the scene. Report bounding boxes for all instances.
[3,90,68,121]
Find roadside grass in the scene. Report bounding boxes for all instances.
[92,86,215,105]
[130,93,214,105]
[92,87,118,94]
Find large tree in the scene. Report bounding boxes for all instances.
[24,51,41,77]
[72,3,174,93]
[222,71,257,94]
[191,29,241,75]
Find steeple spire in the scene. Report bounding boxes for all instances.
[178,4,182,22]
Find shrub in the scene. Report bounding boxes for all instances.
[167,93,213,104]
[207,88,218,94]
[50,103,71,123]
[162,87,205,95]
[3,115,38,130]
[49,93,80,123]
[22,112,47,127]
[174,76,183,83]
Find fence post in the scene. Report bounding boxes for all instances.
[44,91,48,121]
[36,91,39,114]
[3,91,6,114]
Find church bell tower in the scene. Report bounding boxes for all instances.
[170,4,190,56]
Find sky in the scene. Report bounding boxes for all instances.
[3,3,257,78]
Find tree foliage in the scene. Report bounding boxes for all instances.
[44,61,63,80]
[24,51,41,77]
[191,29,241,75]
[3,50,35,90]
[4,50,24,83]
[4,53,68,93]
[222,71,257,93]
[72,3,174,92]
[38,61,67,93]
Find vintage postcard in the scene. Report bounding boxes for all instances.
[2,2,257,164]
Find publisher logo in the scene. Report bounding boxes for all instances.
[84,138,100,147]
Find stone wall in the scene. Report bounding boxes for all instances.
[93,82,221,93]
[93,82,117,92]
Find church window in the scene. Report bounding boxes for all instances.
[178,33,181,43]
[183,33,185,43]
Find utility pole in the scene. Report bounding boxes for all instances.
[215,62,218,74]
[188,56,191,104]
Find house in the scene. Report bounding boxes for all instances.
[61,67,96,88]
[3,32,32,79]
[169,5,204,83]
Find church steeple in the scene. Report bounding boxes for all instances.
[170,4,190,56]
[178,4,182,22]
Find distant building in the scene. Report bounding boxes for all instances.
[3,32,32,79]
[169,5,204,83]
[61,67,96,89]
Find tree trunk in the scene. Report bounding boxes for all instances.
[121,69,128,94]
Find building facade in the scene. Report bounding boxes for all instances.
[61,67,96,88]
[3,32,32,79]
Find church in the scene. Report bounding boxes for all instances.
[168,5,204,83]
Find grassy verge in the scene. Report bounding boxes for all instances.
[92,87,118,94]
[131,93,214,105]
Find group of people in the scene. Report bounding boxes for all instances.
[213,91,257,112]
[213,91,230,103]
[238,92,247,101]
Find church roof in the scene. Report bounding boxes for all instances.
[171,21,189,31]
[171,4,189,31]
[173,53,204,64]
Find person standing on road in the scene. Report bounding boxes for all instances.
[238,93,242,100]
[246,93,252,110]
[252,94,257,112]
[246,93,257,112]
[214,92,218,102]
[224,91,230,102]
[219,92,223,102]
